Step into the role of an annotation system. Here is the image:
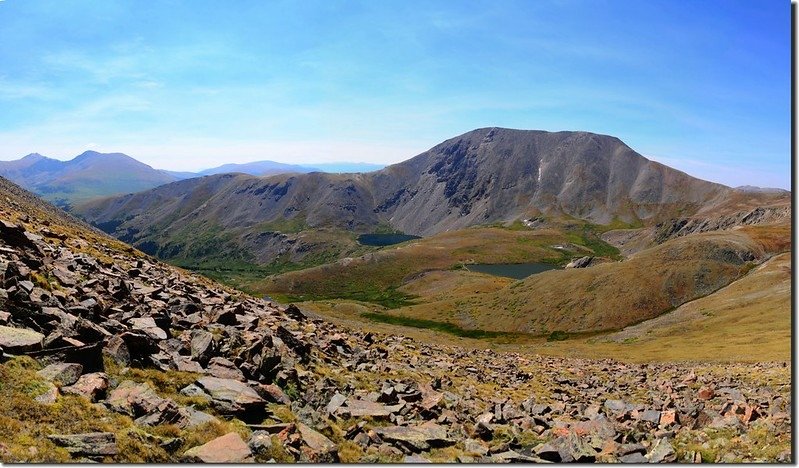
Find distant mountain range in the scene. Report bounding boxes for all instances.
[76,127,778,267]
[168,161,385,179]
[0,152,385,206]
[0,151,178,208]
[734,185,790,195]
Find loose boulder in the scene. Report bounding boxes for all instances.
[61,372,109,402]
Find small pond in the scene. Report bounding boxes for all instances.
[357,233,421,246]
[465,263,559,280]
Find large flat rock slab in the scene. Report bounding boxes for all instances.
[182,432,253,463]
[47,432,118,458]
[0,325,44,353]
[194,376,266,416]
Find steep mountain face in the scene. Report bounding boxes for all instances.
[0,175,790,462]
[0,151,177,207]
[372,128,731,234]
[75,128,739,266]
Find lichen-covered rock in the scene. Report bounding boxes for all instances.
[37,362,83,386]
[0,325,44,353]
[47,432,117,458]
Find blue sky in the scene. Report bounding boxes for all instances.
[0,0,790,188]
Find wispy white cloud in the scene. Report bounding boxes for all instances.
[0,79,58,100]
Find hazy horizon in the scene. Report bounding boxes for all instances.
[0,0,790,188]
[5,133,789,190]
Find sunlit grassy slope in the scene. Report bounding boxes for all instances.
[383,224,790,335]
[297,250,791,363]
[568,251,792,362]
[268,219,789,363]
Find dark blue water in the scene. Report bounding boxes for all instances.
[357,233,421,246]
[466,263,558,280]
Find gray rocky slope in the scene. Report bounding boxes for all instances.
[0,176,790,462]
[75,128,738,262]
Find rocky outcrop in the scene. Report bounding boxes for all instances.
[566,256,594,268]
[654,206,790,244]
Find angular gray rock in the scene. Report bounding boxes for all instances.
[47,432,118,457]
[194,376,267,417]
[376,422,452,451]
[37,362,83,386]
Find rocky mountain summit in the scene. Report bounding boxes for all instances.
[0,176,791,463]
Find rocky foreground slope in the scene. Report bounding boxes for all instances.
[0,177,791,463]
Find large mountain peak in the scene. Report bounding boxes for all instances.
[73,150,136,163]
[20,152,48,161]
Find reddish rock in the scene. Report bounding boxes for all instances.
[297,423,337,462]
[258,383,291,404]
[61,372,109,402]
[345,398,403,418]
[420,390,444,411]
[698,386,715,400]
[206,357,245,381]
[182,432,253,463]
[740,405,760,423]
[659,410,678,427]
